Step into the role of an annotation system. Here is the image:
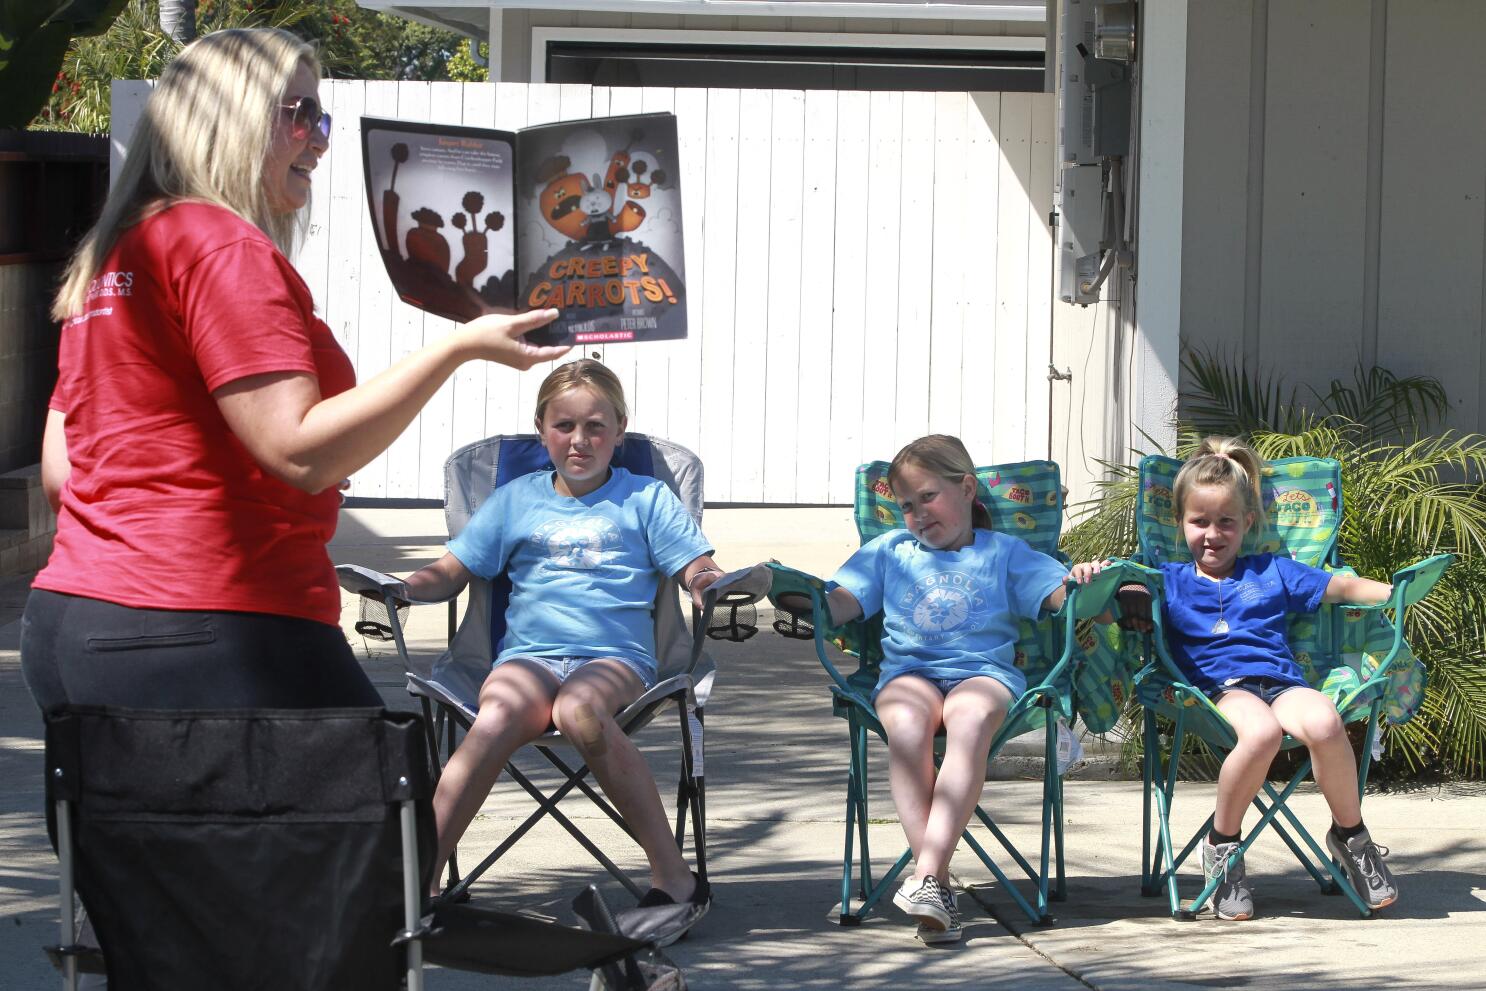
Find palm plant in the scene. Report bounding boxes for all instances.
[1064,348,1486,780]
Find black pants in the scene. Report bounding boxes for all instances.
[21,589,383,711]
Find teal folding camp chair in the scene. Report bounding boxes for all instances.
[768,459,1131,926]
[1122,454,1452,918]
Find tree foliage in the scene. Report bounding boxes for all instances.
[29,0,473,134]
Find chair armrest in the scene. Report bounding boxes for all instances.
[687,563,776,673]
[765,562,864,700]
[1058,558,1152,622]
[334,563,452,606]
[1390,553,1455,610]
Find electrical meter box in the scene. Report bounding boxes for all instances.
[1059,164,1104,305]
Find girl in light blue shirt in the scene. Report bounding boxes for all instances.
[821,435,1079,944]
[399,359,721,928]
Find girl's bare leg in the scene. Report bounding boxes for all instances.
[1213,690,1284,836]
[552,660,696,900]
[1271,687,1362,827]
[914,677,1011,881]
[874,675,945,861]
[431,660,558,892]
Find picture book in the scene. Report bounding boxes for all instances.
[361,112,687,346]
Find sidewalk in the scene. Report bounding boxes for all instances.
[1,507,1483,989]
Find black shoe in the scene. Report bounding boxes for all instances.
[616,872,711,947]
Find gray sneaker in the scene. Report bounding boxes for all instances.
[893,874,950,931]
[1327,827,1398,910]
[1200,839,1254,921]
[917,883,963,945]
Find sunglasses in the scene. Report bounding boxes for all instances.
[279,96,331,141]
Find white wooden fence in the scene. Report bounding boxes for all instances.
[114,81,1055,504]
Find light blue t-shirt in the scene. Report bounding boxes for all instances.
[832,528,1069,698]
[1158,553,1332,693]
[447,467,712,674]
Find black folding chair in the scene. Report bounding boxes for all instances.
[42,706,668,991]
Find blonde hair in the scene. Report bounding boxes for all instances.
[53,28,318,320]
[1173,436,1265,527]
[887,434,992,530]
[533,358,629,426]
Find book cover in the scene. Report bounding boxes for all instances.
[361,112,686,346]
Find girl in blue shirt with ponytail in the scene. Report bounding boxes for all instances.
[1112,436,1398,921]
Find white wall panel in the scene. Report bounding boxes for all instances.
[1178,0,1486,441]
[112,82,1058,504]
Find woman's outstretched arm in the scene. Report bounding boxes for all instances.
[214,309,566,494]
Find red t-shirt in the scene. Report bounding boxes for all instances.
[35,201,354,626]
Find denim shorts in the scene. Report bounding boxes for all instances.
[1209,675,1306,706]
[873,669,1019,702]
[498,654,656,690]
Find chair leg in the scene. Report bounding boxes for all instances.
[441,708,463,891]
[1036,717,1056,918]
[961,827,1048,925]
[1141,710,1157,896]
[1156,713,1186,918]
[57,798,78,991]
[854,721,873,899]
[1052,759,1068,902]
[692,776,708,883]
[398,800,425,991]
[840,715,862,923]
[676,701,708,882]
[1252,788,1333,892]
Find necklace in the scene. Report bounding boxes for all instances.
[1211,578,1230,635]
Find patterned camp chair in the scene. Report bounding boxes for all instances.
[768,459,1132,925]
[1122,454,1451,918]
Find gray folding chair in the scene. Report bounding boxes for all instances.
[338,433,739,902]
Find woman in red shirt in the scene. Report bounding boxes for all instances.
[23,28,567,710]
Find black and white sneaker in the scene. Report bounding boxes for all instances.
[917,882,963,944]
[893,874,950,931]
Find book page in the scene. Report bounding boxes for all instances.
[514,113,687,346]
[361,118,518,322]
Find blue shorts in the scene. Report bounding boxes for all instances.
[1209,675,1306,706]
[497,654,656,690]
[874,669,1020,703]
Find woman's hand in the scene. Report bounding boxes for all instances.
[456,308,570,370]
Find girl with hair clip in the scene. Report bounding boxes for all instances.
[395,359,721,940]
[815,435,1092,944]
[1105,436,1398,920]
[24,28,568,714]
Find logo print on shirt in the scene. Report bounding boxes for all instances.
[1238,579,1268,604]
[898,570,988,646]
[532,516,623,570]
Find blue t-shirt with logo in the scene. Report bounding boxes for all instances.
[1157,554,1332,693]
[832,528,1068,698]
[447,467,711,675]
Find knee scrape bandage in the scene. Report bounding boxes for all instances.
[572,702,607,756]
